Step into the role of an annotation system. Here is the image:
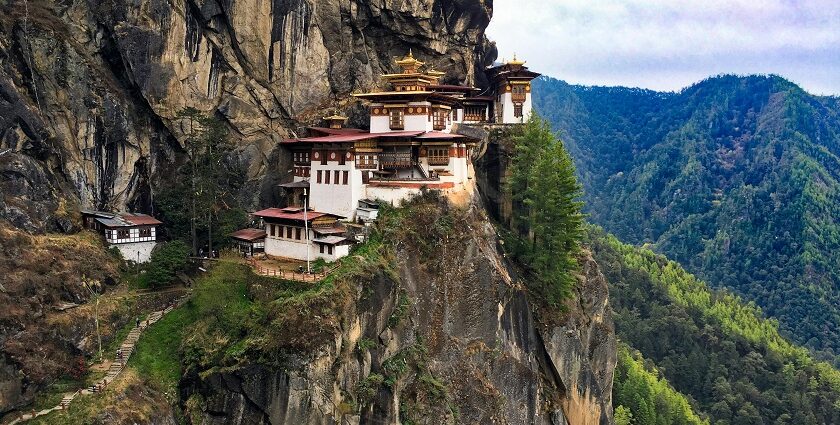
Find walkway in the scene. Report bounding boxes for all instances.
[247,258,336,282]
[4,294,190,425]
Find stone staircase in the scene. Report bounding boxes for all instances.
[5,294,189,425]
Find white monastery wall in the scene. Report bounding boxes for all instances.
[116,241,157,263]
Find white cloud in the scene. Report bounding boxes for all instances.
[487,0,840,94]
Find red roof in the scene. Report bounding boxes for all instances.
[415,131,464,139]
[427,84,477,92]
[253,208,344,221]
[120,213,163,225]
[285,130,425,144]
[308,127,366,135]
[230,228,266,241]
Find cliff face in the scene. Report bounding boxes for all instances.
[0,0,496,231]
[181,195,616,424]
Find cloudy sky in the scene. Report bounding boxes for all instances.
[487,0,840,95]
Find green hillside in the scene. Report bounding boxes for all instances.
[535,75,840,365]
[588,227,840,425]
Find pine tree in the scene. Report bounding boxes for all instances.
[508,114,584,306]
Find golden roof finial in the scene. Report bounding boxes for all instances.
[507,53,526,66]
[396,49,424,73]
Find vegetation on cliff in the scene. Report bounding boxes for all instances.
[589,227,840,425]
[506,115,585,306]
[535,75,840,365]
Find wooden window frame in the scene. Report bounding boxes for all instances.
[317,170,322,183]
[514,103,523,118]
[343,170,349,185]
[325,170,331,184]
[389,109,404,130]
[334,170,340,184]
[433,109,446,130]
[295,227,301,240]
[427,147,449,165]
[139,227,152,238]
[117,229,129,239]
[286,226,293,239]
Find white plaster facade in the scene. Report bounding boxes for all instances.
[264,225,349,261]
[309,155,365,219]
[115,241,157,263]
[497,91,533,124]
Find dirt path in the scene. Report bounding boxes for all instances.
[4,293,190,425]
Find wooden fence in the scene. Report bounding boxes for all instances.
[247,259,337,282]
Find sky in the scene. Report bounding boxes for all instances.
[486,0,840,95]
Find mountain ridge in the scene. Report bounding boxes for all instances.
[535,73,840,365]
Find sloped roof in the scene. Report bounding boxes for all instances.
[230,228,267,241]
[253,208,344,221]
[82,210,162,227]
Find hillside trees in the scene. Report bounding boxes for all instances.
[534,75,840,365]
[587,227,840,425]
[507,115,584,306]
[157,108,247,255]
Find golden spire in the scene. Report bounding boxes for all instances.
[323,110,347,129]
[507,53,526,66]
[396,49,424,74]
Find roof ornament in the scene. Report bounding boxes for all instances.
[507,53,526,66]
[396,49,424,73]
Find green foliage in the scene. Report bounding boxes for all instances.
[355,373,384,406]
[387,290,410,328]
[131,300,198,392]
[614,405,633,425]
[535,75,840,363]
[588,227,840,425]
[356,338,376,353]
[145,241,189,288]
[613,344,708,425]
[157,109,248,254]
[506,114,585,307]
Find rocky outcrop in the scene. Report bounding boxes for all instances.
[182,196,616,424]
[0,0,496,230]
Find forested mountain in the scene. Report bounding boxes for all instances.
[534,75,840,365]
[591,228,840,425]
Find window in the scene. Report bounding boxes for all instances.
[327,245,334,255]
[320,150,328,165]
[117,229,130,239]
[362,171,370,184]
[317,170,322,183]
[514,103,523,118]
[295,228,301,240]
[334,170,340,184]
[325,170,331,184]
[389,109,404,130]
[139,227,152,238]
[433,109,446,130]
[286,226,293,239]
[319,244,325,254]
[270,225,276,237]
[357,154,376,169]
[343,170,349,185]
[428,147,449,165]
[338,151,346,165]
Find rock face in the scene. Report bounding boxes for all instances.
[182,196,616,424]
[0,0,496,230]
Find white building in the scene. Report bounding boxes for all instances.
[81,211,162,263]
[487,55,541,124]
[253,207,352,262]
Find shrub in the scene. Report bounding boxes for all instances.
[145,241,190,288]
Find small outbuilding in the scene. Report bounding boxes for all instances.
[81,210,162,263]
[230,228,267,257]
